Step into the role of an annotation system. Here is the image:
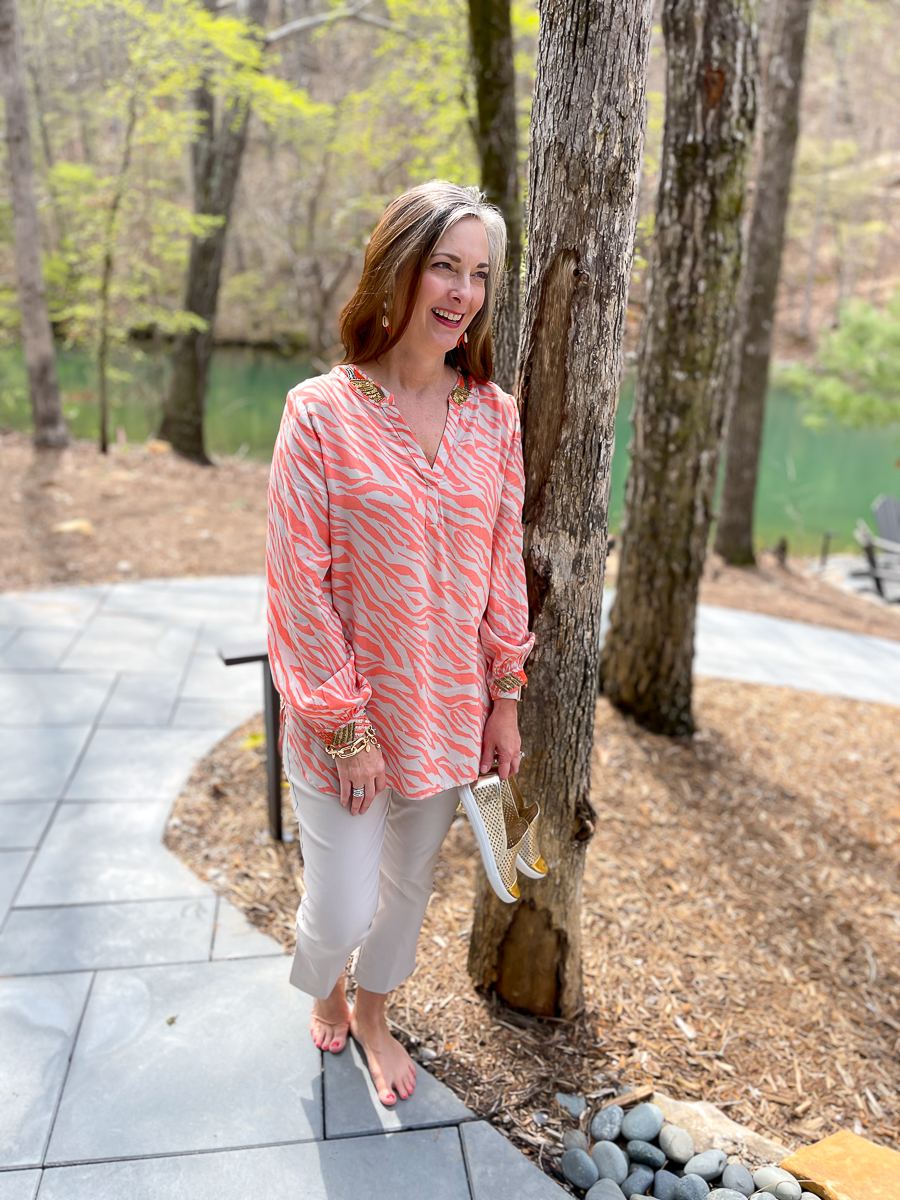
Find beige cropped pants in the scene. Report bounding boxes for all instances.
[285,755,460,999]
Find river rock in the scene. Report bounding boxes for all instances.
[592,1140,630,1184]
[628,1140,667,1169]
[659,1124,695,1165]
[592,1104,625,1142]
[562,1148,600,1189]
[758,1184,801,1200]
[673,1176,711,1200]
[684,1150,727,1181]
[587,1181,628,1200]
[622,1165,655,1197]
[564,1129,590,1152]
[557,1092,587,1118]
[653,1169,681,1200]
[621,1102,666,1142]
[532,1111,548,1127]
[708,1192,750,1200]
[721,1164,754,1197]
[752,1169,795,1190]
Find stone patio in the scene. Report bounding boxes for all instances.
[1,577,899,1198]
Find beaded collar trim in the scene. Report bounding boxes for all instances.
[342,365,471,409]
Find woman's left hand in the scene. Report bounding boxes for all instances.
[480,697,521,780]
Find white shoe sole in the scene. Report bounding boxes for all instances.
[458,782,521,903]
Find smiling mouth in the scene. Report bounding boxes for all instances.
[432,308,463,327]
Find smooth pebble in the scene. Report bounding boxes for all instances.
[532,1111,548,1127]
[721,1164,755,1197]
[587,1182,628,1200]
[592,1104,625,1142]
[562,1148,600,1189]
[592,1140,630,1185]
[628,1139,667,1169]
[653,1169,681,1200]
[800,1195,819,1200]
[659,1124,695,1165]
[708,1192,750,1200]
[557,1091,588,1117]
[564,1129,590,1152]
[758,1184,801,1200]
[684,1150,727,1181]
[673,1176,711,1200]
[752,1169,795,1190]
[621,1102,666,1142]
[622,1165,656,1197]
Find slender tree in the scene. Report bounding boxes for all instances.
[714,0,812,564]
[467,0,520,393]
[600,0,758,736]
[0,0,68,448]
[467,0,654,1018]
[158,0,269,464]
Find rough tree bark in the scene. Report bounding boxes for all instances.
[0,0,68,449]
[600,0,758,736]
[157,0,269,464]
[467,0,520,394]
[467,0,654,1018]
[714,0,812,564]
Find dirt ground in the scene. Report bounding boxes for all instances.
[165,680,900,1184]
[2,431,899,645]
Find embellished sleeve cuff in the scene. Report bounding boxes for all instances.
[489,663,529,700]
[309,709,374,754]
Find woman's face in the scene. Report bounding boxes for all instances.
[402,216,490,360]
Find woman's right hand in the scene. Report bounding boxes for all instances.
[336,746,387,815]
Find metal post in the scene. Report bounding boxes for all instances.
[262,658,283,841]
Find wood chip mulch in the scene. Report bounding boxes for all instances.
[164,679,900,1185]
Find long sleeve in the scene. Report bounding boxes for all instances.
[479,406,536,699]
[266,389,373,749]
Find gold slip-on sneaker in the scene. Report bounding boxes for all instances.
[508,775,549,880]
[459,772,528,903]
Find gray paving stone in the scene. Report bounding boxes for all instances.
[39,1126,469,1200]
[0,727,90,800]
[171,698,257,730]
[180,653,261,705]
[99,671,181,727]
[0,851,33,924]
[0,672,113,726]
[0,972,92,1168]
[61,614,198,673]
[324,1036,472,1137]
[194,621,267,657]
[65,727,227,801]
[0,626,18,653]
[0,1169,41,1200]
[47,958,322,1162]
[16,803,210,905]
[0,803,54,850]
[212,898,285,960]
[0,898,216,975]
[0,630,77,670]
[462,1120,569,1198]
[0,588,106,629]
[102,577,263,624]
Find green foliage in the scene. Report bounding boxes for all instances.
[781,291,900,430]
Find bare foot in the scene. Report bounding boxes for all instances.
[310,979,351,1053]
[350,1010,417,1106]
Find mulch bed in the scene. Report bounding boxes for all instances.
[164,679,900,1184]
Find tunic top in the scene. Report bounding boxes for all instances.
[266,364,535,799]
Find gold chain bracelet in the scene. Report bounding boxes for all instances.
[325,726,381,760]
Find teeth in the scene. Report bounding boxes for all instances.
[433,308,462,323]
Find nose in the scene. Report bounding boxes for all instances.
[449,273,471,307]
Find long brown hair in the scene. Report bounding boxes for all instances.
[339,181,507,384]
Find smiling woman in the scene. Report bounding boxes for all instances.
[265,181,534,1111]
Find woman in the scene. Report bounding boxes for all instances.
[266,180,534,1108]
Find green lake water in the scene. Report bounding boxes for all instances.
[1,343,897,554]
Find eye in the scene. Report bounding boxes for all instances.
[432,260,454,271]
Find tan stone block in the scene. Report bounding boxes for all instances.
[781,1129,900,1200]
[651,1092,787,1166]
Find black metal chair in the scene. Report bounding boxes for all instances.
[218,641,284,841]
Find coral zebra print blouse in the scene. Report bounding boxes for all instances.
[266,364,535,799]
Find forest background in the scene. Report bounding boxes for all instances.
[1,0,900,423]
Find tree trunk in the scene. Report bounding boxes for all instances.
[714,0,812,564]
[157,0,268,464]
[600,0,758,737]
[0,0,68,449]
[467,0,521,394]
[467,0,654,1018]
